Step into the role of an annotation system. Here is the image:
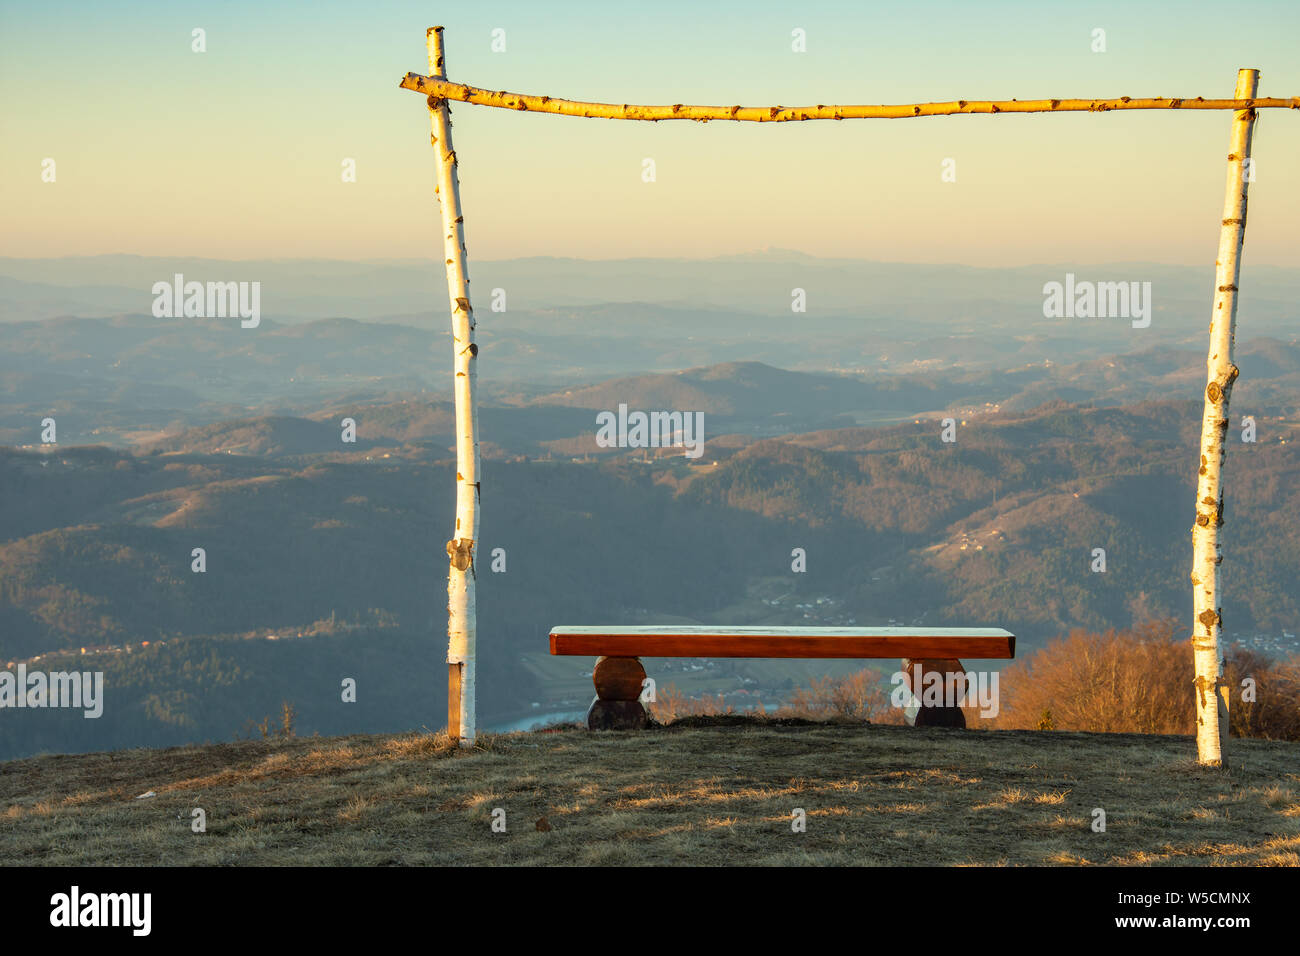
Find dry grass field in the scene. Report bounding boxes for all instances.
[2,718,1298,866]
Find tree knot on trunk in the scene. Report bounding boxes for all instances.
[446,537,475,573]
[1195,508,1222,528]
[1192,673,1216,707]
[1196,495,1223,528]
[1197,608,1221,630]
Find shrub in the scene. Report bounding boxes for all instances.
[993,618,1300,739]
[648,683,734,723]
[777,669,903,723]
[1224,649,1300,741]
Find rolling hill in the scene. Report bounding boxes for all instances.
[2,398,1297,759]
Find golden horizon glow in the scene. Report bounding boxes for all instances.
[2,1,1298,267]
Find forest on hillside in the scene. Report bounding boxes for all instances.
[1,399,1297,758]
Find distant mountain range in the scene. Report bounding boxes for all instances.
[3,252,1296,450]
[4,252,1298,325]
[3,311,1299,450]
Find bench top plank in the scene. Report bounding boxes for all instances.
[549,626,1015,659]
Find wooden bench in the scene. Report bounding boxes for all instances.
[549,625,1015,730]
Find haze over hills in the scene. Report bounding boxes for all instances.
[4,251,1300,327]
[4,312,1300,449]
[3,252,1298,450]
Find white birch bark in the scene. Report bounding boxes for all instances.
[398,73,1296,122]
[427,26,480,746]
[1191,69,1259,767]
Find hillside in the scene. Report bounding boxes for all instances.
[2,722,1297,866]
[2,399,1298,759]
[0,403,1272,669]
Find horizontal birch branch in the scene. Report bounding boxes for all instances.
[399,73,1300,122]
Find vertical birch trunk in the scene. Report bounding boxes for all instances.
[1191,68,1259,767]
[427,26,480,746]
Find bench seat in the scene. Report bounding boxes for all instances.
[549,626,1015,660]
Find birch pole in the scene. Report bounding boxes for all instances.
[427,26,480,746]
[1191,68,1259,767]
[398,72,1298,121]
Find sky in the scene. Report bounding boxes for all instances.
[2,0,1298,266]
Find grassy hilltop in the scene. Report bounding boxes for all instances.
[2,720,1297,866]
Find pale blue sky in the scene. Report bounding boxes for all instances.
[3,0,1298,264]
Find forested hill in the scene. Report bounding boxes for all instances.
[2,399,1296,758]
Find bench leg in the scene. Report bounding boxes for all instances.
[586,655,648,730]
[901,658,967,729]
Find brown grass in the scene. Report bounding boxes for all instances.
[1,722,1297,866]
